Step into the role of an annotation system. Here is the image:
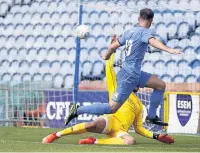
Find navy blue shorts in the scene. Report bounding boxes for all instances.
[112,70,152,104]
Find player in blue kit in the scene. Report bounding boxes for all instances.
[65,8,181,126]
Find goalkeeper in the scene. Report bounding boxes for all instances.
[65,8,181,126]
[42,52,174,145]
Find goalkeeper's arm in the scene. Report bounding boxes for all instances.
[133,109,174,144]
[101,35,120,60]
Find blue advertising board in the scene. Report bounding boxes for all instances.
[44,90,162,132]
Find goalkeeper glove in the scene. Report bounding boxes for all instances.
[153,133,174,144]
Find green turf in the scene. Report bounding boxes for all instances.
[0,127,199,152]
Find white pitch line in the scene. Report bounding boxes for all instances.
[0,139,200,150]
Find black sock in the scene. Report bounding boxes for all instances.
[153,133,159,139]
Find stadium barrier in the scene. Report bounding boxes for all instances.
[164,92,200,134]
[79,81,200,134]
[0,82,162,132]
[79,81,200,92]
[36,89,163,132]
[0,81,200,134]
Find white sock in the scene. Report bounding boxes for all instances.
[56,132,61,137]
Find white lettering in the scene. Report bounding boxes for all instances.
[47,101,103,121]
[178,100,181,108]
[46,102,56,120]
[55,102,65,120]
[177,100,192,109]
[125,40,133,56]
[64,102,70,117]
[46,101,71,120]
[47,101,161,122]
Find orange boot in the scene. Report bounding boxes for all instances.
[42,132,59,144]
[79,136,96,144]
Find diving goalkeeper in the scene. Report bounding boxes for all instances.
[42,53,174,145]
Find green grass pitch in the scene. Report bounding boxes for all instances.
[0,127,200,152]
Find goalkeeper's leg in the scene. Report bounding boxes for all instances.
[42,118,107,144]
[80,134,136,145]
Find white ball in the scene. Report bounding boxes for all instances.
[75,25,89,39]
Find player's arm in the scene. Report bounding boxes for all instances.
[105,35,118,100]
[101,30,128,60]
[133,105,174,144]
[101,40,120,60]
[133,107,154,139]
[148,37,181,54]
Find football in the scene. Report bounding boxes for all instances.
[75,24,89,39]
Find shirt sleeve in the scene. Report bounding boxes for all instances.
[117,31,128,46]
[141,31,154,44]
[133,105,153,139]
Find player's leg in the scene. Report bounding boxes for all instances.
[94,134,136,145]
[109,67,140,112]
[96,130,136,145]
[80,115,136,145]
[64,53,117,125]
[138,71,167,125]
[79,115,124,145]
[123,135,136,145]
[64,99,112,126]
[42,118,106,144]
[145,74,168,125]
[77,54,127,114]
[65,62,138,125]
[65,33,139,125]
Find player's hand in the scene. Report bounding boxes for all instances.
[157,134,174,144]
[168,48,181,54]
[101,51,111,60]
[111,34,117,44]
[101,34,118,60]
[101,51,107,60]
